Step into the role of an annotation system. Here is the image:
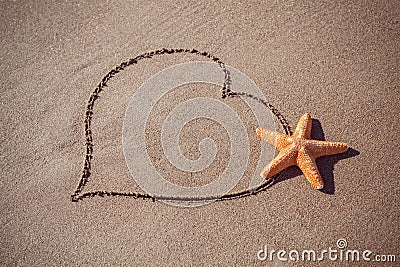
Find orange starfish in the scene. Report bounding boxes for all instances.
[256,113,348,189]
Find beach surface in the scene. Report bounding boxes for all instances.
[1,1,399,266]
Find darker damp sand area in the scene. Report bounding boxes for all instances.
[1,1,399,266]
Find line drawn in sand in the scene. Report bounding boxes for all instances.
[71,48,291,206]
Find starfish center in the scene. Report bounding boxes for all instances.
[292,137,308,148]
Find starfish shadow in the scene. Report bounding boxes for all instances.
[270,119,359,194]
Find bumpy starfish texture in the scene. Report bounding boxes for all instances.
[256,113,348,189]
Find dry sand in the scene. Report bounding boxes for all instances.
[1,1,399,266]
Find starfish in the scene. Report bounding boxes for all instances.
[256,113,348,189]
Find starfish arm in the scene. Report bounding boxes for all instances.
[307,140,348,158]
[260,148,297,178]
[297,148,324,189]
[293,113,312,139]
[256,127,290,151]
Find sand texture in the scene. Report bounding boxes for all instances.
[1,1,399,266]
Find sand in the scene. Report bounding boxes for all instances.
[1,1,399,266]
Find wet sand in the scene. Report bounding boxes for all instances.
[1,1,399,265]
